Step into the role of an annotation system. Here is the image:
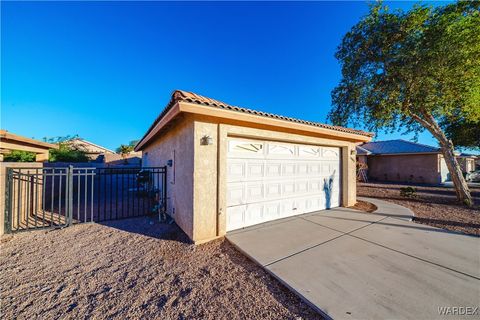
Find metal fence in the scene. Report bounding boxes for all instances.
[4,166,167,233]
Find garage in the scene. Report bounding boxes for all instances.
[135,90,372,244]
[226,138,340,231]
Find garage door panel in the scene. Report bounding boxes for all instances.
[308,163,321,175]
[294,198,309,215]
[297,163,309,175]
[267,143,296,158]
[227,183,245,206]
[265,182,282,200]
[244,204,264,227]
[228,140,264,158]
[322,147,340,159]
[227,160,246,182]
[299,145,320,158]
[246,183,264,202]
[308,196,324,212]
[281,199,295,215]
[247,161,264,179]
[227,205,245,231]
[227,138,341,231]
[282,163,296,176]
[282,182,296,196]
[295,180,309,194]
[265,162,282,177]
[321,164,332,174]
[309,180,322,192]
[264,202,282,221]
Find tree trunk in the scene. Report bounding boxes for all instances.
[438,137,472,206]
[412,112,473,206]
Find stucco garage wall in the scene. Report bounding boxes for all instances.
[192,120,219,242]
[192,114,357,243]
[367,154,441,184]
[142,115,195,239]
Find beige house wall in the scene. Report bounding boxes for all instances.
[367,154,442,184]
[141,115,195,239]
[191,114,358,244]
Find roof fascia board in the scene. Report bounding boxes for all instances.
[72,139,115,154]
[0,131,58,149]
[368,152,441,156]
[178,101,372,142]
[135,102,181,151]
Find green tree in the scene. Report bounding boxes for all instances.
[116,140,138,163]
[49,143,89,162]
[328,1,480,205]
[43,134,80,144]
[46,135,89,162]
[116,140,138,155]
[3,150,36,162]
[443,119,480,151]
[117,144,134,155]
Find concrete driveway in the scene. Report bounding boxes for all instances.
[226,198,480,320]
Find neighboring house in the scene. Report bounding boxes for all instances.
[356,146,371,166]
[356,139,477,184]
[457,153,477,174]
[67,138,115,161]
[135,90,372,244]
[0,130,58,162]
[103,152,142,166]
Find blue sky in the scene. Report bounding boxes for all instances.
[3,1,472,153]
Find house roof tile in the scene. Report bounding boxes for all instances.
[356,145,372,155]
[358,139,441,155]
[174,90,373,137]
[139,90,373,145]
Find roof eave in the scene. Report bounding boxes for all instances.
[135,102,181,151]
[135,101,373,150]
[0,130,59,150]
[368,151,442,156]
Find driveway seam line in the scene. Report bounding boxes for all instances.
[345,233,480,281]
[301,216,480,280]
[300,215,387,235]
[264,216,389,267]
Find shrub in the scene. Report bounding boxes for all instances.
[3,150,36,162]
[400,187,418,199]
[49,142,89,162]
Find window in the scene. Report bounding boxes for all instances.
[299,146,320,157]
[268,143,295,155]
[229,140,263,153]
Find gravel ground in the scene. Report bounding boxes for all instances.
[358,182,480,236]
[0,217,321,320]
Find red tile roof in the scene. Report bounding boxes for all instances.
[173,90,373,137]
[139,90,373,147]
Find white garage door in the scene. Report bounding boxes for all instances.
[226,138,341,231]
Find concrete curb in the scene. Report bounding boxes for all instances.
[357,196,415,221]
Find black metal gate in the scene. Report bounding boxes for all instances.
[4,166,167,233]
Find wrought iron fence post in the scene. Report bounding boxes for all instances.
[4,168,13,234]
[163,166,167,214]
[67,165,74,226]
